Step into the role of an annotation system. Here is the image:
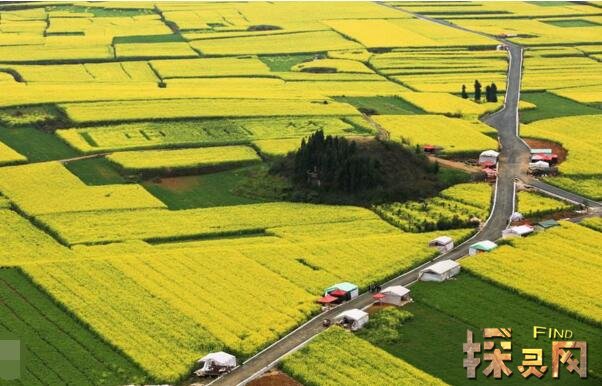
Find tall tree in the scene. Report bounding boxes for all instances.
[461,84,468,99]
[485,85,492,102]
[474,80,482,102]
[491,83,498,102]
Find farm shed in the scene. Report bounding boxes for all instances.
[502,225,534,239]
[379,285,411,306]
[483,167,497,180]
[428,235,454,252]
[335,309,369,331]
[479,150,499,165]
[536,219,559,230]
[468,240,498,256]
[196,352,236,376]
[419,259,460,282]
[325,282,359,301]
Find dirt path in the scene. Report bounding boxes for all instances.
[427,155,481,173]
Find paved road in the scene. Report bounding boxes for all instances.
[210,11,598,386]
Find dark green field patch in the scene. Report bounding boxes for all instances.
[143,166,270,209]
[334,96,425,115]
[543,19,600,28]
[113,34,185,44]
[259,54,317,71]
[0,268,149,385]
[360,273,601,384]
[47,4,155,17]
[65,157,126,185]
[0,127,78,162]
[520,91,602,123]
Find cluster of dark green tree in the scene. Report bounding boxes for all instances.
[271,130,443,205]
[461,80,498,102]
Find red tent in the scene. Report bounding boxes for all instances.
[329,289,347,297]
[317,295,338,304]
[373,293,385,300]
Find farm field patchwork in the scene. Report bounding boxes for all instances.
[282,327,447,385]
[366,274,602,385]
[462,221,602,325]
[1,1,601,385]
[368,115,497,155]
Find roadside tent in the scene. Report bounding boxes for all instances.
[537,219,559,230]
[419,260,461,282]
[324,282,359,301]
[479,150,499,165]
[379,285,411,306]
[510,212,524,222]
[428,236,454,253]
[335,309,369,331]
[529,161,550,170]
[317,294,339,305]
[196,352,236,376]
[468,240,498,256]
[503,225,534,239]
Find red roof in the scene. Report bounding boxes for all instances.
[480,160,496,167]
[423,145,435,150]
[317,295,338,304]
[483,168,497,175]
[329,289,347,297]
[373,293,385,300]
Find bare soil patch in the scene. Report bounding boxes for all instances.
[248,370,301,386]
[148,175,200,191]
[524,138,567,163]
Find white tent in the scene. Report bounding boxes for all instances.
[468,240,498,256]
[196,352,236,376]
[335,309,369,331]
[380,285,411,306]
[529,161,550,170]
[419,260,461,282]
[428,236,454,252]
[510,212,524,222]
[479,150,499,165]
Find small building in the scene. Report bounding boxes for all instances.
[428,236,454,253]
[503,225,534,239]
[496,44,508,51]
[324,282,359,301]
[335,309,369,331]
[468,240,498,256]
[195,352,236,376]
[536,219,559,231]
[423,144,436,153]
[479,150,499,165]
[419,260,461,282]
[379,285,411,306]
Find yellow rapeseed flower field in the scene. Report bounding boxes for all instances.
[107,145,261,172]
[370,114,498,155]
[0,162,165,215]
[0,141,26,166]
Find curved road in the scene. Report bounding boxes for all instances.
[209,12,598,386]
